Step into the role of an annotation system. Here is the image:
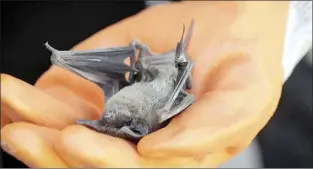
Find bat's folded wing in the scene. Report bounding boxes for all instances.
[45,43,138,100]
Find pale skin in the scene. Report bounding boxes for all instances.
[1,1,289,168]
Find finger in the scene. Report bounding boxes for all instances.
[1,112,11,129]
[35,67,104,119]
[1,122,68,168]
[1,74,99,129]
[56,125,210,168]
[35,66,105,112]
[55,125,140,168]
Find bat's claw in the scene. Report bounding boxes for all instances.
[44,42,59,53]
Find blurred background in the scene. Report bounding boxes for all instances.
[1,1,312,168]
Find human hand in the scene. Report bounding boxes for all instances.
[1,1,289,168]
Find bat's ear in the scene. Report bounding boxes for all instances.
[181,19,195,51]
[175,20,195,57]
[180,23,186,43]
[174,24,185,57]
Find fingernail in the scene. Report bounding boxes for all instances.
[1,140,16,155]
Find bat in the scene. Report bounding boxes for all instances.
[45,20,195,143]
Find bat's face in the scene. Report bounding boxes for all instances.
[98,103,150,140]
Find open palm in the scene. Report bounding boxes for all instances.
[1,1,289,168]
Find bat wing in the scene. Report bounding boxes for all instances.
[45,42,138,100]
[157,60,194,124]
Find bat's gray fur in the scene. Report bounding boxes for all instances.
[45,20,195,143]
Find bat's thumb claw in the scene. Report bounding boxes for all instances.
[44,42,58,53]
[130,39,146,49]
[130,39,140,46]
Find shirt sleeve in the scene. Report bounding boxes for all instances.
[282,1,312,83]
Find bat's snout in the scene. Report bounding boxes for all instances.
[76,119,101,130]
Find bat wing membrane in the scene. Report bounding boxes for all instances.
[45,43,137,100]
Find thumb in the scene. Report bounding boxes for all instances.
[137,51,281,158]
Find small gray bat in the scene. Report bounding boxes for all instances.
[45,20,195,143]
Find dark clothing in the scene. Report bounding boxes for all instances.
[258,58,313,168]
